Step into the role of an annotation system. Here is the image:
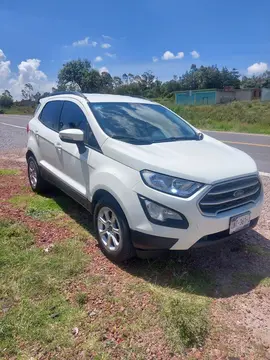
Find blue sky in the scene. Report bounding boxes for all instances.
[0,0,270,98]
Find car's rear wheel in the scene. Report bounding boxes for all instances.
[27,156,50,193]
[94,196,135,262]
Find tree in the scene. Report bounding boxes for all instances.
[57,59,93,92]
[0,90,13,108]
[22,83,34,101]
[242,71,270,89]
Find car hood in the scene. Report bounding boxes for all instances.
[102,134,258,184]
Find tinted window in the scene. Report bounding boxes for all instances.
[59,101,88,133]
[39,101,63,131]
[60,101,100,150]
[89,102,197,144]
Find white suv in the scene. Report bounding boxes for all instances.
[26,92,263,262]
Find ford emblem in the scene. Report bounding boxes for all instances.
[233,189,245,198]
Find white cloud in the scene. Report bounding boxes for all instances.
[0,53,55,100]
[94,56,103,62]
[247,62,268,75]
[162,51,184,60]
[0,49,6,60]
[72,37,97,47]
[101,43,111,49]
[190,50,200,59]
[0,60,11,79]
[99,66,109,74]
[152,56,159,63]
[105,52,116,58]
[102,35,112,40]
[17,59,47,84]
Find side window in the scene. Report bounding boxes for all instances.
[39,100,63,131]
[60,101,100,150]
[59,101,88,133]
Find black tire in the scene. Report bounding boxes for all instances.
[27,156,50,193]
[93,196,135,262]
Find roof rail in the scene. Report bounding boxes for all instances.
[48,91,88,100]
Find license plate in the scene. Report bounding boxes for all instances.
[229,212,251,234]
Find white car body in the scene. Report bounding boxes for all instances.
[26,93,263,259]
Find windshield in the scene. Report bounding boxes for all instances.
[89,102,198,144]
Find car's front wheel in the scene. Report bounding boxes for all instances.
[94,196,135,262]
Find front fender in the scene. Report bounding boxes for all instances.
[90,152,141,228]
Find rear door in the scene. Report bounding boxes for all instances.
[37,100,64,177]
[58,100,100,199]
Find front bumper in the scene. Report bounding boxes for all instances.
[125,179,264,251]
[131,217,259,251]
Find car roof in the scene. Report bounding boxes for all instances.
[84,93,154,104]
[40,92,155,105]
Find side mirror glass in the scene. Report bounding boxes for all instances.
[59,129,84,143]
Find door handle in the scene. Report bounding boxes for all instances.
[54,143,62,150]
[34,130,39,136]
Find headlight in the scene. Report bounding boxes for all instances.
[138,196,189,229]
[141,170,204,198]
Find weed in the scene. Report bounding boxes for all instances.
[10,194,68,220]
[76,292,88,306]
[0,168,19,176]
[157,99,270,134]
[0,219,89,357]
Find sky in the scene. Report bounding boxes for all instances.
[0,0,270,99]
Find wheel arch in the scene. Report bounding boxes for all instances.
[92,188,131,228]
[26,150,36,161]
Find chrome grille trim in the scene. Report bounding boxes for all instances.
[199,175,261,216]
[207,179,259,196]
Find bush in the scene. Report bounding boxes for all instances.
[0,95,13,108]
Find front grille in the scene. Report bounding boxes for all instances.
[199,175,261,216]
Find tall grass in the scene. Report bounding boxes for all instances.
[158,99,270,134]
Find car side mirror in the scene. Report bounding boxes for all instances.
[59,129,84,143]
[197,132,204,140]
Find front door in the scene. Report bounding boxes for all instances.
[57,100,99,200]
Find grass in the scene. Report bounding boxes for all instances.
[0,169,19,176]
[0,219,89,358]
[10,193,69,220]
[158,99,270,134]
[0,105,34,115]
[260,277,270,287]
[148,267,211,350]
[244,244,270,257]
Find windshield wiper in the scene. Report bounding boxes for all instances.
[154,136,197,143]
[110,135,152,145]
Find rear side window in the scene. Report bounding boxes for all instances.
[60,101,100,150]
[39,100,63,131]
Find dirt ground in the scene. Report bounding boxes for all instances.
[0,150,269,360]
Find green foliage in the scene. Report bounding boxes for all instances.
[242,71,270,88]
[75,292,88,306]
[21,83,34,100]
[10,194,69,220]
[0,168,19,176]
[0,89,13,108]
[162,99,270,134]
[0,220,88,357]
[161,292,210,348]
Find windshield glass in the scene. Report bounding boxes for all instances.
[89,102,197,144]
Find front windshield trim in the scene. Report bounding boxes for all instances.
[89,102,198,144]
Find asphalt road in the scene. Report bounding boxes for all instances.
[0,114,269,173]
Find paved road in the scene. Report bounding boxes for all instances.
[0,115,269,173]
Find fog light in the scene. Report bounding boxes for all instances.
[138,196,189,229]
[145,200,183,221]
